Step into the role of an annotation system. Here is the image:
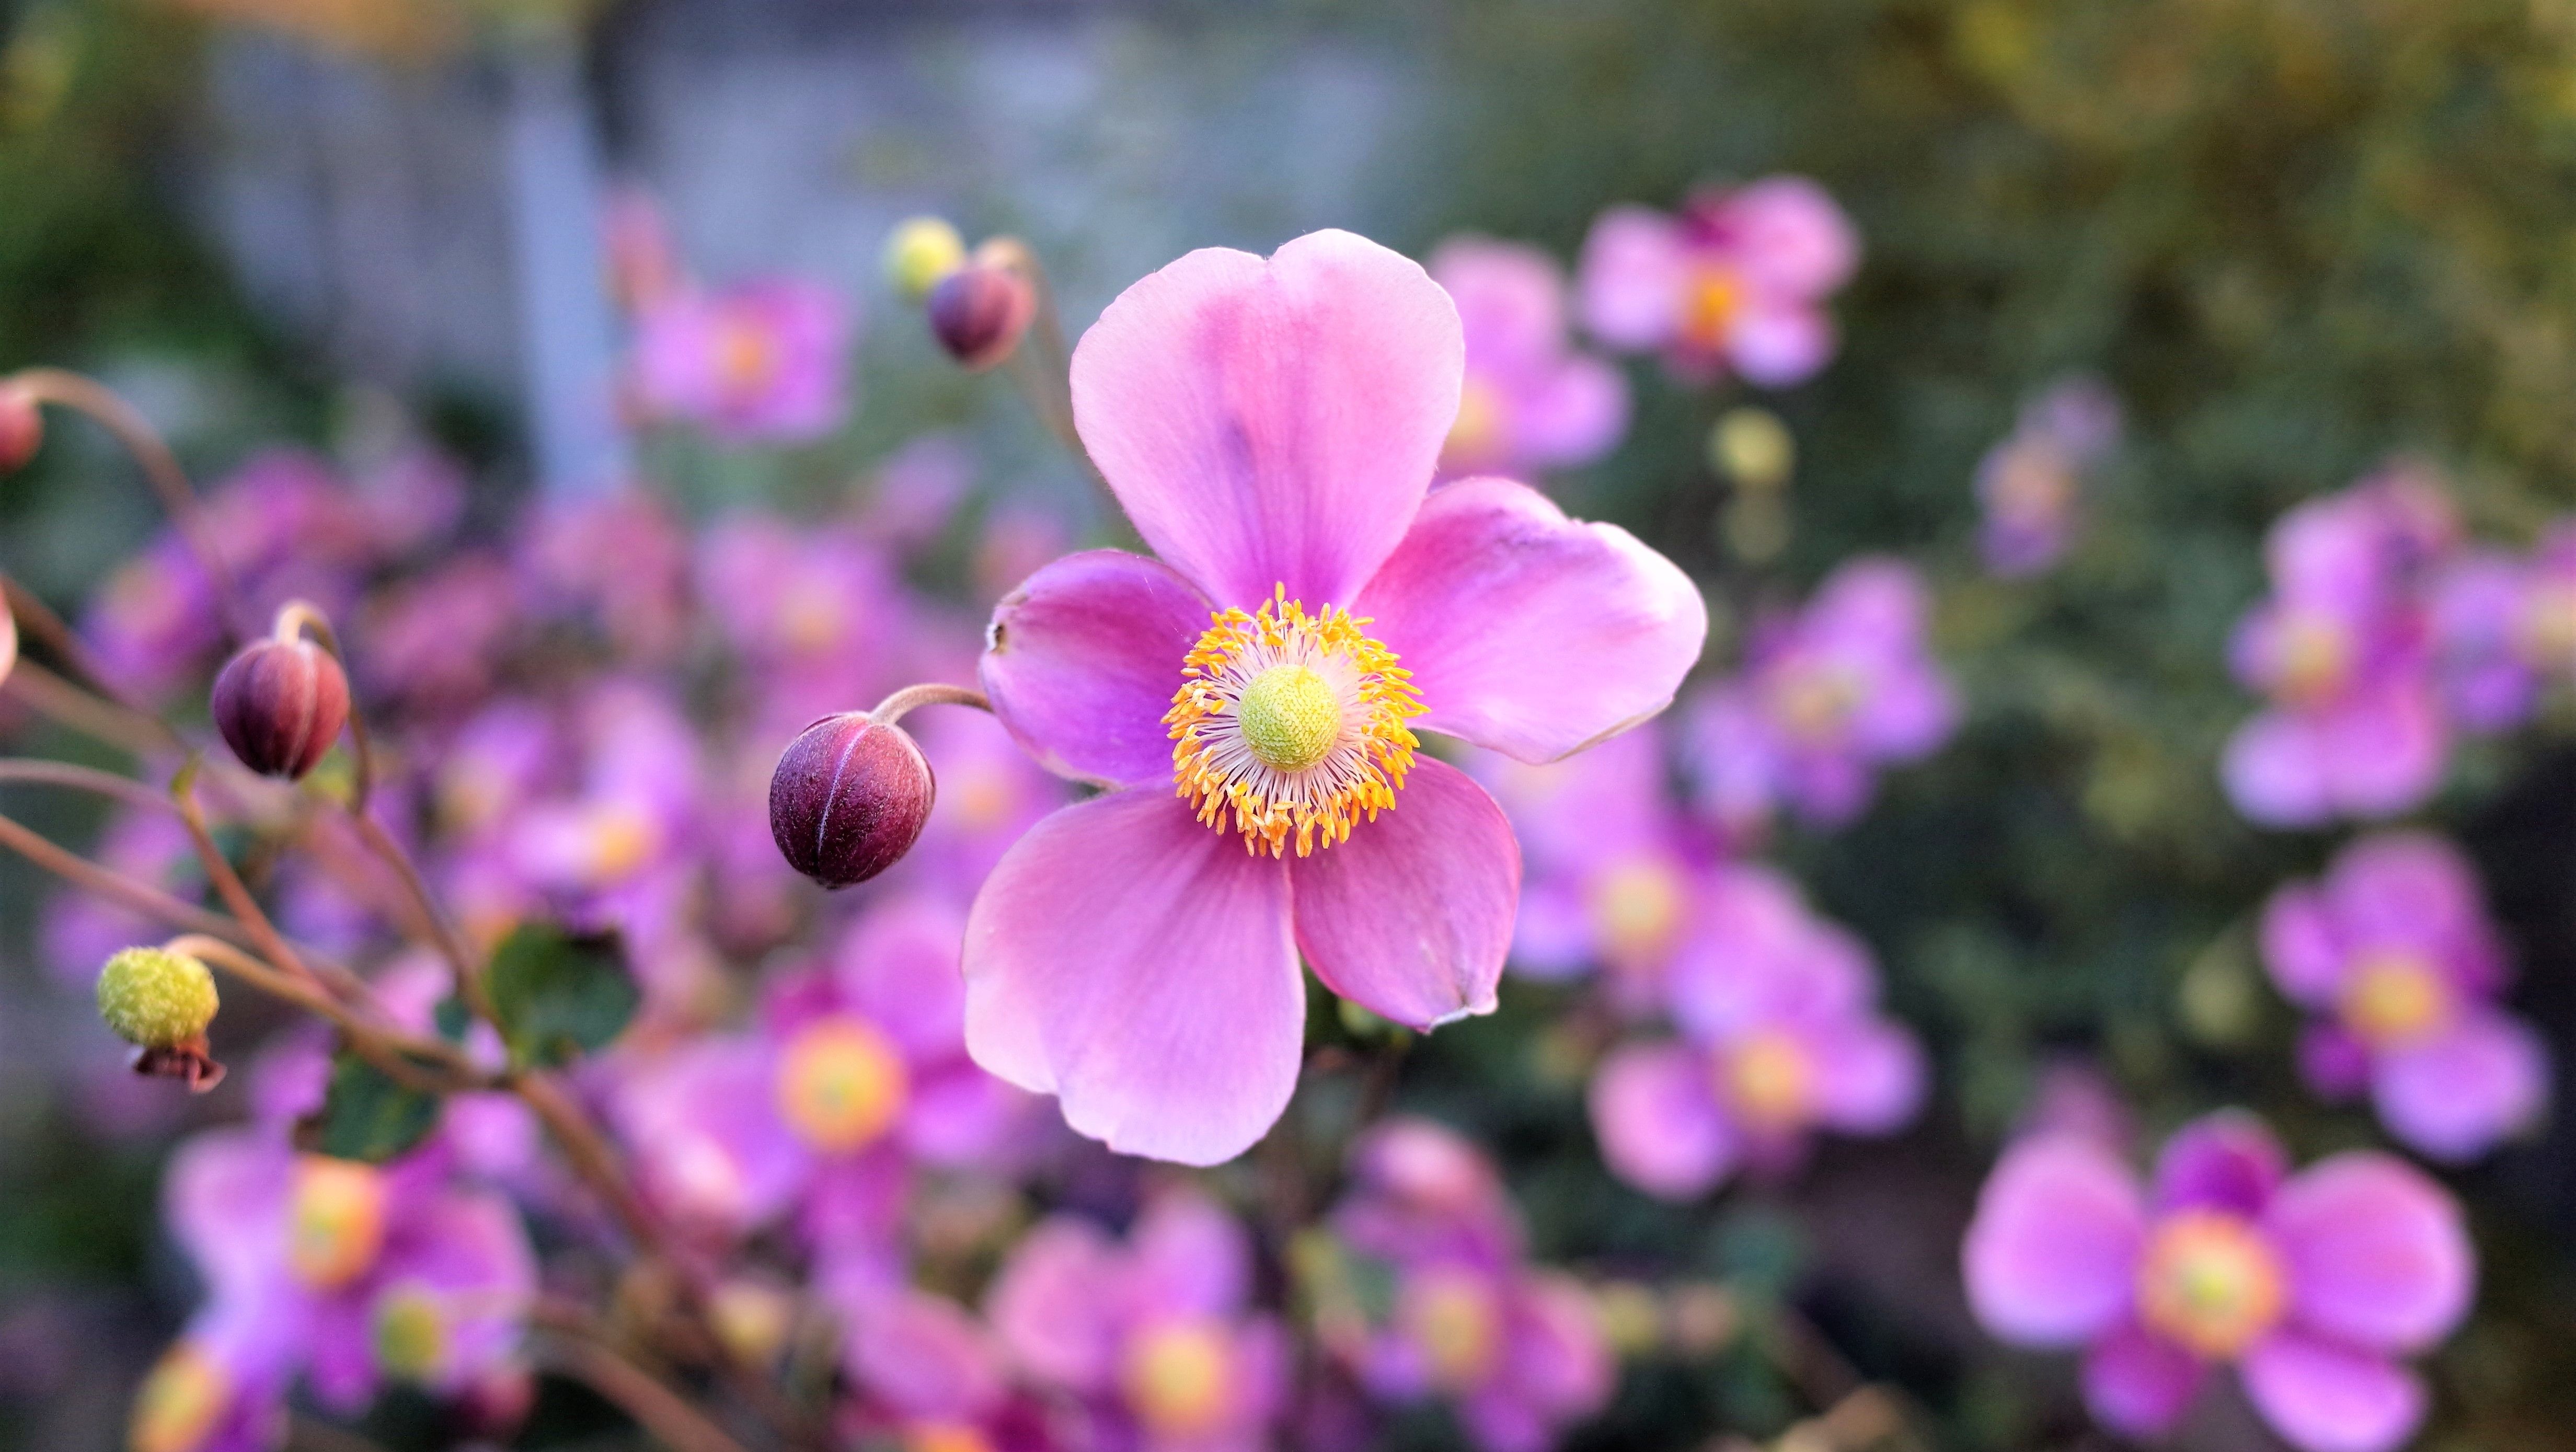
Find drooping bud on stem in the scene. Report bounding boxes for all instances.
[883,216,967,303]
[0,383,40,474]
[97,945,224,1091]
[926,256,1037,372]
[769,711,937,889]
[212,632,350,780]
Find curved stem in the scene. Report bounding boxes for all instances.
[1,575,174,741]
[0,757,180,814]
[3,660,182,759]
[865,682,992,728]
[531,1314,754,1452]
[164,934,479,1093]
[170,755,330,992]
[5,368,247,640]
[974,237,1099,481]
[0,807,242,945]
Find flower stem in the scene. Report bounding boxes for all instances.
[1,659,181,759]
[0,574,172,740]
[531,1308,756,1452]
[866,681,992,728]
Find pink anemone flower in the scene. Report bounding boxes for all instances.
[631,278,852,444]
[1577,176,1859,387]
[1429,236,1629,481]
[968,230,1706,1165]
[1965,1112,2474,1452]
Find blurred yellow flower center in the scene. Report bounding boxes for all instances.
[1990,442,2074,521]
[1588,855,1689,965]
[371,1284,450,1382]
[583,802,661,884]
[1406,1267,1503,1390]
[777,578,850,653]
[1721,1031,1815,1130]
[904,1423,998,1452]
[2136,1211,2286,1359]
[1445,377,1508,465]
[2274,613,2353,705]
[2522,582,2576,667]
[129,1342,228,1452]
[950,760,1015,831]
[1773,664,1862,744]
[289,1156,389,1290]
[2339,950,2451,1047]
[1679,265,1745,350]
[1168,586,1425,857]
[710,1280,797,1367]
[716,319,780,394]
[776,1015,910,1154]
[1120,1318,1233,1437]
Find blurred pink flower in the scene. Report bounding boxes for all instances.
[2222,466,2458,827]
[2430,518,2576,732]
[1578,176,1858,387]
[1965,1112,2473,1452]
[1976,375,2122,577]
[967,229,1706,1164]
[987,1192,1289,1451]
[2261,832,2547,1161]
[1686,556,1956,834]
[1429,236,1629,481]
[631,278,853,444]
[1588,865,1923,1199]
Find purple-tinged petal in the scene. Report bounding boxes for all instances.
[1357,476,1705,763]
[2080,1321,2204,1438]
[1289,758,1515,1031]
[2150,1111,2286,1217]
[1714,177,1859,297]
[2240,1334,2425,1452]
[2297,1023,2374,1101]
[1587,1041,1740,1200]
[962,790,1300,1167]
[164,1128,292,1303]
[2372,1010,2548,1162]
[2315,683,2448,820]
[1962,1136,2146,1346]
[986,1216,1122,1393]
[831,892,969,1063]
[1577,206,1686,350]
[1130,1192,1254,1319]
[1433,237,1568,374]
[979,549,1209,787]
[2222,710,2334,826]
[1069,230,1462,609]
[844,1288,1004,1421]
[2267,1152,2472,1352]
[1727,300,1836,388]
[900,1061,1031,1168]
[1512,354,1629,467]
[1807,1020,1925,1135]
[2260,881,2350,1007]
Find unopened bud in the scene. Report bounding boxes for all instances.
[0,384,40,474]
[769,711,935,889]
[883,216,968,303]
[212,638,350,780]
[99,946,225,1091]
[926,263,1035,372]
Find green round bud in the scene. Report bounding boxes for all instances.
[883,216,967,303]
[97,947,219,1049]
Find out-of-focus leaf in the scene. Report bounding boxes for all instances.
[296,1047,443,1164]
[482,924,638,1069]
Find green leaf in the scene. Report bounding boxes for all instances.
[297,1047,443,1164]
[483,924,638,1069]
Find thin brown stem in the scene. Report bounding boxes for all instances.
[976,237,1099,480]
[0,757,180,814]
[0,807,242,945]
[6,368,247,639]
[3,660,180,759]
[1,575,174,737]
[164,934,479,1093]
[532,1325,754,1452]
[170,756,329,991]
[865,682,992,727]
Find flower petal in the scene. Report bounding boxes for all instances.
[979,549,1210,787]
[1587,1040,1740,1200]
[985,1216,1122,1392]
[2259,880,2349,1007]
[2080,1321,2205,1438]
[1355,476,1706,762]
[1289,757,1515,1031]
[1577,205,1686,350]
[962,789,1300,1166]
[1068,229,1462,609]
[1807,1020,1926,1135]
[2240,1334,2426,1452]
[2267,1151,2473,1352]
[1962,1136,2146,1346]
[2150,1111,2286,1216]
[2372,1010,2549,1162]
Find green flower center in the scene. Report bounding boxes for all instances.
[1236,663,1343,773]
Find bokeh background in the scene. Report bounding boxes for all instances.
[3,1,2572,1449]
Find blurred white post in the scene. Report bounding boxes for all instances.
[503,37,630,498]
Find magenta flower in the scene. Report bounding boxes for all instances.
[838,1284,1045,1451]
[967,230,1706,1165]
[1469,724,1707,992]
[1965,1112,2474,1452]
[631,278,852,443]
[2221,468,2458,827]
[1976,375,2122,577]
[1328,1119,1615,1452]
[1577,176,1858,387]
[986,1192,1288,1451]
[2430,520,2576,732]
[1685,556,1957,834]
[1588,865,1923,1199]
[2261,832,2548,1162]
[1429,236,1629,481]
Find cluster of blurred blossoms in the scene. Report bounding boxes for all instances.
[0,156,2560,1452]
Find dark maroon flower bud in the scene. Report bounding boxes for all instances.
[0,384,40,474]
[212,638,351,780]
[769,711,936,889]
[926,263,1036,372]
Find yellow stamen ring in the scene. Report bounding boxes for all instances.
[1166,586,1424,858]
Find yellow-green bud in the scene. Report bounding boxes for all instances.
[1709,407,1795,493]
[883,217,968,303]
[97,947,219,1050]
